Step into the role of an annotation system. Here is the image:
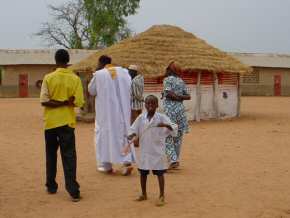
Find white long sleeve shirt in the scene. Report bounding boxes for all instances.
[129,112,178,170]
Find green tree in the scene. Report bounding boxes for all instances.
[36,0,140,49]
[84,0,140,48]
[0,67,3,85]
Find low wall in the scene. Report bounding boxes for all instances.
[0,86,40,98]
[241,85,290,96]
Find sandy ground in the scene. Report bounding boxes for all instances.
[1,97,290,218]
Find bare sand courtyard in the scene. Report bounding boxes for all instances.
[1,97,290,218]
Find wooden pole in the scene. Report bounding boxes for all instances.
[237,73,241,117]
[79,72,95,114]
[195,72,201,122]
[213,72,220,119]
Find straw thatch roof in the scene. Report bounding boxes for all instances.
[71,25,252,77]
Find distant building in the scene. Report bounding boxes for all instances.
[231,53,290,96]
[2,49,288,98]
[0,49,96,97]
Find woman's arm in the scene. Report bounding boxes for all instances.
[165,91,182,101]
[180,93,191,101]
[166,91,191,101]
[163,77,191,101]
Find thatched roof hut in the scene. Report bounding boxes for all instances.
[73,25,252,121]
[71,25,251,77]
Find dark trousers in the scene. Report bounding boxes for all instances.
[45,125,80,197]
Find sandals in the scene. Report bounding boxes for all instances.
[135,195,166,206]
[71,195,81,202]
[121,166,133,176]
[169,162,180,170]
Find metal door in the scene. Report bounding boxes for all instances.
[274,75,281,96]
[19,74,28,97]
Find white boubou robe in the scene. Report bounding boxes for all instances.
[88,65,133,165]
[129,112,178,170]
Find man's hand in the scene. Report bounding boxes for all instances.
[157,123,173,131]
[67,96,75,106]
[165,91,190,102]
[122,143,131,156]
[41,96,75,108]
[42,100,66,108]
[127,133,137,141]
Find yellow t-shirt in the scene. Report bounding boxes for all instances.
[40,68,85,130]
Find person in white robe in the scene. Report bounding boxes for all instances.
[88,55,133,175]
[127,95,177,206]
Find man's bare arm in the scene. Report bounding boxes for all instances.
[41,96,75,108]
[41,100,68,108]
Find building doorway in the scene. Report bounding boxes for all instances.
[19,74,28,97]
[274,75,281,96]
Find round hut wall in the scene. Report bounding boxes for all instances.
[79,70,240,121]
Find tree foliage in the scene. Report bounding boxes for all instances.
[36,0,140,49]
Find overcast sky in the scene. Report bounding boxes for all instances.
[0,0,289,53]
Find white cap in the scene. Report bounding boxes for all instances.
[128,64,138,71]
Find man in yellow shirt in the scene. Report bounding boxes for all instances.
[40,49,84,202]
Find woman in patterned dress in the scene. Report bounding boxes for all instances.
[162,62,190,169]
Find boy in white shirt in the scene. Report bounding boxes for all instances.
[127,95,177,206]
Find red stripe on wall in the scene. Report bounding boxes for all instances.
[218,73,238,85]
[200,72,214,85]
[144,72,239,88]
[144,84,163,92]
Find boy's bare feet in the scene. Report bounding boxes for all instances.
[135,195,147,201]
[155,196,165,207]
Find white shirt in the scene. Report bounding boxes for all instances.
[129,112,178,170]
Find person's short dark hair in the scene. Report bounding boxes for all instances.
[99,55,112,65]
[128,69,138,79]
[145,95,158,104]
[55,49,70,64]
